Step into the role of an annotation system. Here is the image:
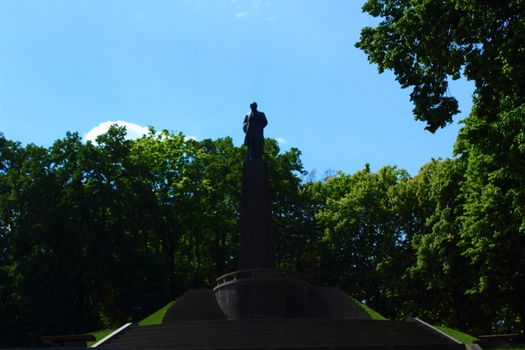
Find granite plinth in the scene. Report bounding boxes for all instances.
[214,268,310,319]
[239,160,275,270]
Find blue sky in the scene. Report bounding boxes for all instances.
[0,0,474,176]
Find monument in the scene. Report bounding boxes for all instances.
[243,102,268,161]
[95,103,466,349]
[215,102,310,319]
[239,101,274,269]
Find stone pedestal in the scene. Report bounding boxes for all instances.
[215,159,311,319]
[239,160,275,270]
[214,269,311,320]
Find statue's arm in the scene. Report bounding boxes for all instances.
[243,115,249,133]
[262,113,268,128]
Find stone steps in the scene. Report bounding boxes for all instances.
[101,318,464,349]
[100,288,462,349]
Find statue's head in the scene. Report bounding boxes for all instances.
[250,102,258,111]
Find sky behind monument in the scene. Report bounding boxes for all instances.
[0,0,474,176]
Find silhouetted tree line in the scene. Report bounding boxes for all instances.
[0,128,306,346]
[0,125,524,346]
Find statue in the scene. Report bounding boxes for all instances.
[243,102,268,160]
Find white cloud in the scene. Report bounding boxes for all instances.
[233,0,266,19]
[235,11,250,18]
[276,137,287,144]
[84,120,149,143]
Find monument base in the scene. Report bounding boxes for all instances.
[239,160,275,270]
[214,269,311,319]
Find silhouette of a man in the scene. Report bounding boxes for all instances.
[243,102,268,160]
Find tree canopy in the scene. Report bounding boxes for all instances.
[1,123,524,345]
[356,0,524,132]
[356,0,525,334]
[0,128,306,345]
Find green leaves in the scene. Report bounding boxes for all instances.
[357,0,525,333]
[0,129,308,345]
[307,166,415,316]
[357,0,524,132]
[3,119,525,339]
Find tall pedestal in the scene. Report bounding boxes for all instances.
[215,159,310,319]
[239,160,275,270]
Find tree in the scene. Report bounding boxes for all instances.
[1,127,309,346]
[263,139,307,270]
[311,165,414,316]
[0,133,26,346]
[356,0,524,132]
[0,128,172,344]
[356,0,525,332]
[406,158,494,333]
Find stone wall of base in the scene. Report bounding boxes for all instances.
[214,269,311,319]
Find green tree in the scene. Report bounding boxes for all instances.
[357,0,525,332]
[0,133,26,346]
[406,159,493,333]
[0,128,171,345]
[131,130,207,292]
[84,127,171,325]
[0,127,311,346]
[191,137,243,280]
[263,139,307,271]
[356,0,523,132]
[456,106,525,332]
[311,165,414,316]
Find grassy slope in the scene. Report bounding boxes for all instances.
[351,296,479,344]
[87,328,116,347]
[435,325,477,344]
[351,297,387,320]
[138,300,175,326]
[87,300,175,346]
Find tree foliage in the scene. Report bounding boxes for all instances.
[0,128,305,345]
[356,0,524,132]
[356,0,525,334]
[1,123,524,344]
